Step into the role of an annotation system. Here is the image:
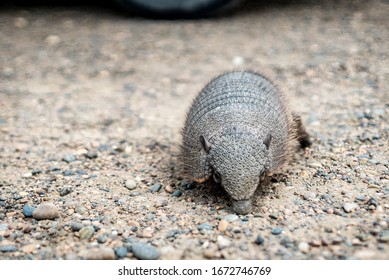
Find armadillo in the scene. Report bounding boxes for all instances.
[180,71,311,214]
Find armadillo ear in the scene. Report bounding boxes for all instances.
[199,135,211,154]
[263,133,272,150]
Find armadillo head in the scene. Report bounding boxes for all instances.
[200,131,272,214]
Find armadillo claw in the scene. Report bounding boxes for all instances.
[232,199,252,214]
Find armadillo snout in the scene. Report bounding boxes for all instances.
[232,199,252,214]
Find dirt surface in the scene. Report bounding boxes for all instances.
[0,0,388,260]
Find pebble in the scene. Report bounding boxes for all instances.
[271,227,283,235]
[149,183,162,193]
[79,225,95,239]
[70,221,84,231]
[368,197,379,207]
[32,203,59,220]
[232,56,245,66]
[342,203,359,213]
[356,195,366,201]
[172,190,182,197]
[75,205,87,214]
[269,213,280,220]
[332,236,344,244]
[115,246,128,258]
[130,191,141,197]
[310,240,321,247]
[14,17,29,28]
[45,34,61,46]
[97,235,107,244]
[0,245,17,252]
[378,231,389,242]
[218,220,229,232]
[280,237,293,248]
[131,243,160,260]
[303,192,316,201]
[84,151,98,159]
[0,224,8,231]
[198,223,213,231]
[21,244,36,254]
[22,205,35,217]
[60,187,73,197]
[222,214,239,222]
[83,247,115,260]
[298,242,310,253]
[165,185,174,193]
[254,235,265,245]
[62,154,76,163]
[124,179,137,190]
[217,235,231,249]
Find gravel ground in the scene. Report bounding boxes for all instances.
[0,0,388,260]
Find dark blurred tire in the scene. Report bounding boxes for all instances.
[115,0,238,18]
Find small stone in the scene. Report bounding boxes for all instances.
[172,190,182,197]
[284,209,293,216]
[269,213,280,220]
[343,203,359,213]
[149,183,162,193]
[79,225,95,239]
[368,197,379,207]
[217,235,231,249]
[62,154,76,163]
[310,240,321,247]
[198,223,213,231]
[132,243,159,260]
[70,221,84,231]
[32,203,59,220]
[300,170,309,177]
[31,169,42,175]
[0,245,17,252]
[298,242,310,253]
[22,205,35,217]
[378,231,389,242]
[14,17,28,28]
[21,244,36,254]
[203,249,217,259]
[22,172,32,178]
[45,34,61,46]
[326,208,334,214]
[254,235,265,245]
[280,237,293,248]
[60,187,73,197]
[97,235,107,244]
[83,247,115,260]
[129,191,140,197]
[140,228,153,238]
[124,180,137,190]
[271,227,283,235]
[303,192,316,201]
[115,247,128,258]
[232,56,245,66]
[218,220,229,232]
[84,151,98,159]
[0,224,8,231]
[165,185,174,193]
[356,195,366,201]
[222,214,239,222]
[332,236,344,244]
[75,205,87,214]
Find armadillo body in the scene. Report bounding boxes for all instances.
[181,71,308,214]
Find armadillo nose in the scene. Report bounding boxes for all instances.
[232,199,252,214]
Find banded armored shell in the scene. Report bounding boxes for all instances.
[181,71,310,214]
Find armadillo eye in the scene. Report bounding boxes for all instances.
[213,172,221,184]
